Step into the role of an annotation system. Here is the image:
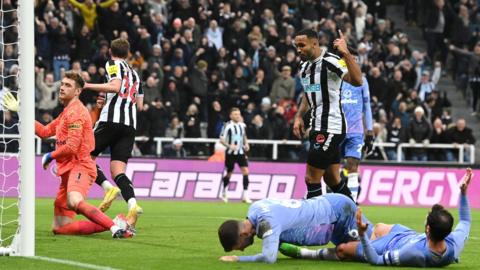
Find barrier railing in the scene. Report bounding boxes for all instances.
[0,134,475,164]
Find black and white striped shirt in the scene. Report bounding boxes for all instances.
[98,59,144,129]
[299,50,348,134]
[220,121,247,155]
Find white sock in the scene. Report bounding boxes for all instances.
[101,181,114,192]
[347,172,359,202]
[317,248,340,261]
[299,247,320,259]
[243,189,249,199]
[127,198,137,210]
[110,225,121,234]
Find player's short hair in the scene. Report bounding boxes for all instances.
[64,71,85,89]
[294,29,319,40]
[230,107,240,114]
[427,204,453,242]
[110,38,130,58]
[218,220,240,252]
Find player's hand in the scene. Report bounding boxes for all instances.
[460,168,473,195]
[356,207,368,237]
[333,30,350,56]
[219,255,239,262]
[363,132,374,155]
[293,117,305,139]
[1,91,19,112]
[96,93,106,109]
[243,144,250,152]
[42,152,54,169]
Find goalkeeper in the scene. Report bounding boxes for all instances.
[280,168,473,267]
[3,72,133,238]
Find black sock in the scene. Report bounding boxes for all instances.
[222,176,230,188]
[243,175,249,190]
[95,165,107,186]
[114,173,135,202]
[330,179,354,202]
[306,183,323,199]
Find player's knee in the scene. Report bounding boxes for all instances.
[241,167,249,175]
[346,158,359,172]
[66,193,83,210]
[336,244,346,259]
[373,223,390,237]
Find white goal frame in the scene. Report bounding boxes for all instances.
[9,0,35,257]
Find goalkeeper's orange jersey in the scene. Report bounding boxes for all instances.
[35,99,96,176]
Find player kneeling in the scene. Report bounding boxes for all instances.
[2,72,134,239]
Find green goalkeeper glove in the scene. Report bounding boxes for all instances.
[1,91,19,112]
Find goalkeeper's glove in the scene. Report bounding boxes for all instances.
[42,152,53,169]
[1,91,19,112]
[363,133,374,155]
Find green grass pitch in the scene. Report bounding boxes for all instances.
[1,198,479,270]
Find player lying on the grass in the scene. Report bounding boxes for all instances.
[217,193,372,263]
[1,72,134,238]
[280,168,473,267]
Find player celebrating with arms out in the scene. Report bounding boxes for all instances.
[7,72,133,238]
[83,38,144,228]
[293,28,362,200]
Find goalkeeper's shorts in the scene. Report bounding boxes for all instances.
[54,165,96,218]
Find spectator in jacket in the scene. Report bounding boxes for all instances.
[445,118,476,162]
[408,106,432,161]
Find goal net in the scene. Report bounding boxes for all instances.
[0,0,34,256]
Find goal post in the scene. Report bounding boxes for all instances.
[0,0,35,257]
[16,0,35,257]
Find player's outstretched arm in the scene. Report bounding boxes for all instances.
[451,168,473,258]
[356,208,386,265]
[237,234,279,263]
[35,119,59,139]
[220,232,280,264]
[84,80,121,93]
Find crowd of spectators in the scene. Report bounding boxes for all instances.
[21,0,477,162]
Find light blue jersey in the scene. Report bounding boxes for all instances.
[238,194,372,263]
[357,195,471,267]
[341,77,373,134]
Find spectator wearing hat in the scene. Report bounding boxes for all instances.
[270,65,295,104]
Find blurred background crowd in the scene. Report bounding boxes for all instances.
[1,0,477,162]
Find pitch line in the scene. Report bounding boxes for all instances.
[31,256,120,270]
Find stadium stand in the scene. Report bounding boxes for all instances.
[29,0,478,162]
